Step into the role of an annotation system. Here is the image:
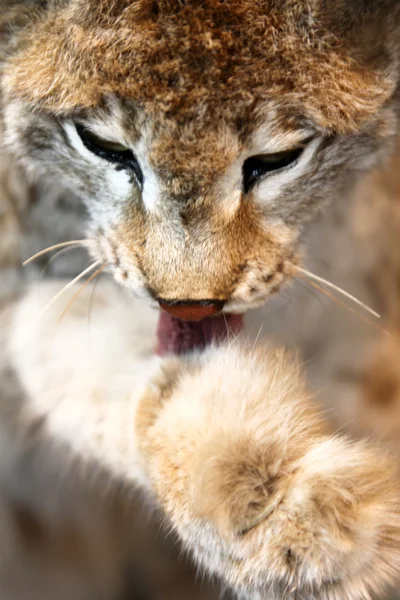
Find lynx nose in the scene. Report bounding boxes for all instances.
[158,299,225,321]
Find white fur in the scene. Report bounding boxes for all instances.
[133,122,163,213]
[106,167,132,198]
[9,279,158,486]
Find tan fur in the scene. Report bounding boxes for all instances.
[7,279,400,600]
[115,201,296,302]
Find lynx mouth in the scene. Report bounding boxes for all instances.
[156,310,243,356]
[158,299,225,321]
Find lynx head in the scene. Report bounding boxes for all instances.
[2,0,400,315]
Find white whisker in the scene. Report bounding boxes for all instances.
[56,263,105,331]
[292,264,380,320]
[23,240,89,266]
[34,261,102,323]
[251,324,264,353]
[38,245,85,281]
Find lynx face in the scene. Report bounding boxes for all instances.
[1,0,399,313]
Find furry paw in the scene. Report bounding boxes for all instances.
[138,345,400,600]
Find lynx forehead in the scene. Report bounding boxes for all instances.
[6,0,395,132]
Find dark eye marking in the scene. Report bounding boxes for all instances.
[75,124,143,189]
[242,138,314,195]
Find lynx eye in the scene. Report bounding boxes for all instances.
[242,143,309,195]
[75,124,143,188]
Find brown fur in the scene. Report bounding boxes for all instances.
[5,0,397,134]
[115,201,296,301]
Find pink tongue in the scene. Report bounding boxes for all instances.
[156,311,244,356]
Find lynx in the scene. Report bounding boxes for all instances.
[2,1,400,599]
